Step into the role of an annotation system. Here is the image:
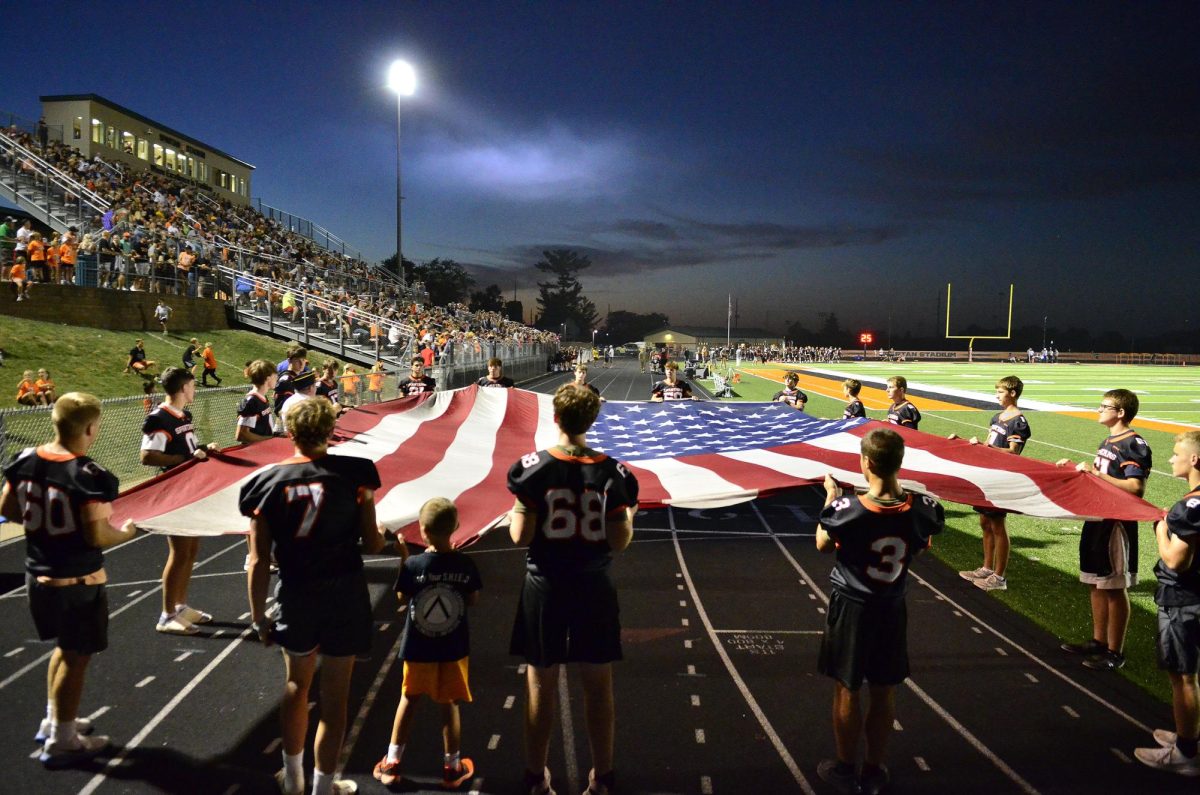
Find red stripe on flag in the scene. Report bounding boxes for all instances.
[371,387,481,505]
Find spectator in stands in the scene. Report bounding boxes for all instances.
[419,342,435,369]
[339,364,361,407]
[366,362,386,403]
[0,217,15,266]
[27,231,46,283]
[10,253,31,301]
[57,227,77,286]
[14,219,31,265]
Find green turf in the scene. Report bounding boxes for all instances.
[719,361,1186,704]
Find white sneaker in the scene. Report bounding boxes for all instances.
[1155,728,1179,747]
[275,769,303,795]
[156,615,198,635]
[35,716,92,743]
[176,605,213,625]
[975,573,1008,591]
[959,567,992,581]
[39,733,110,769]
[331,780,358,793]
[1134,743,1200,776]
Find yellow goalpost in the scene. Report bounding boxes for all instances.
[945,283,1014,362]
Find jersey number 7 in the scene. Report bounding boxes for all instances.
[285,482,326,538]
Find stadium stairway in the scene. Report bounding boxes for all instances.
[0,132,106,233]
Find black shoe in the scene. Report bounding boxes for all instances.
[1082,649,1126,671]
[1060,638,1106,655]
[860,764,890,795]
[817,759,861,795]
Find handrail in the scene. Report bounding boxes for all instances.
[0,131,111,214]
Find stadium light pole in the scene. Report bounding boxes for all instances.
[387,59,417,289]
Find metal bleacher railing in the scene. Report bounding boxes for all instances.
[0,131,111,232]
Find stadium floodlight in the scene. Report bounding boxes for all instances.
[387,59,417,288]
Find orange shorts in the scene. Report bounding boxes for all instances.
[402,658,471,704]
[10,264,25,280]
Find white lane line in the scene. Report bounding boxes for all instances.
[174,651,195,663]
[909,570,1152,734]
[5,647,24,658]
[1110,748,1132,764]
[713,629,822,635]
[0,538,245,693]
[379,623,390,632]
[1063,706,1080,719]
[807,593,816,600]
[680,600,688,607]
[684,640,693,649]
[77,619,258,795]
[86,706,111,721]
[691,695,701,707]
[893,720,903,731]
[1025,673,1038,684]
[995,647,1008,656]
[239,611,251,620]
[263,738,282,754]
[29,748,42,759]
[677,584,684,591]
[695,728,706,744]
[487,734,501,751]
[127,590,142,598]
[337,616,405,776]
[971,626,982,634]
[517,664,527,675]
[682,618,690,626]
[212,630,225,638]
[750,502,1039,795]
[915,756,931,772]
[816,607,825,615]
[686,664,697,675]
[952,610,962,617]
[503,695,515,710]
[135,676,155,688]
[669,508,816,795]
[700,775,714,794]
[558,665,580,795]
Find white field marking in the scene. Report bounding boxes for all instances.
[677,584,684,590]
[517,664,527,675]
[687,664,697,675]
[682,618,690,626]
[700,775,714,794]
[28,748,41,759]
[695,728,706,744]
[488,734,501,750]
[379,623,390,632]
[503,695,515,710]
[0,535,248,691]
[953,611,962,617]
[915,756,931,772]
[676,572,682,578]
[669,507,817,795]
[1110,748,1132,764]
[971,626,982,634]
[684,640,693,649]
[263,738,282,754]
[995,647,1008,657]
[86,706,111,721]
[691,695,701,706]
[1063,706,1080,719]
[127,590,142,598]
[173,651,195,663]
[638,526,807,538]
[559,665,581,795]
[713,629,822,634]
[239,611,251,620]
[212,630,225,638]
[135,676,155,688]
[308,701,316,712]
[816,607,826,615]
[909,569,1152,734]
[808,593,817,600]
[4,647,24,658]
[680,600,688,607]
[103,569,247,589]
[336,616,405,776]
[894,719,903,731]
[750,502,1040,794]
[1025,673,1039,684]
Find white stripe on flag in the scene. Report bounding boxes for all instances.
[533,391,560,451]
[376,388,511,526]
[629,457,757,509]
[139,394,455,536]
[721,447,865,488]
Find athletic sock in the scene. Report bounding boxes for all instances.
[283,750,304,791]
[311,768,332,795]
[444,750,460,770]
[50,719,76,744]
[159,611,174,624]
[46,702,54,722]
[387,743,405,764]
[1178,737,1199,758]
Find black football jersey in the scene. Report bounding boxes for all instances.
[507,448,639,577]
[238,454,381,584]
[843,399,866,420]
[1156,488,1200,606]
[274,370,300,413]
[1093,430,1151,482]
[237,390,276,437]
[141,403,198,465]
[820,492,943,600]
[476,376,514,389]
[772,387,808,409]
[399,376,437,397]
[651,379,692,401]
[887,401,921,429]
[5,446,118,577]
[985,411,1031,453]
[316,378,339,404]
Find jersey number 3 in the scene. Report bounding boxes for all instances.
[866,536,908,584]
[543,488,604,542]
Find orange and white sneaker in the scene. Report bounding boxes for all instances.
[442,756,475,788]
[373,756,403,786]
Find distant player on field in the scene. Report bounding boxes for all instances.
[815,427,943,795]
[885,376,919,430]
[842,379,866,420]
[1056,388,1151,671]
[952,376,1031,592]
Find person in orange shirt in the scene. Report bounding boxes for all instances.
[59,227,78,286]
[27,232,45,284]
[16,370,44,405]
[340,364,361,407]
[35,368,56,404]
[44,235,59,285]
[10,254,30,301]
[367,361,386,403]
[200,342,222,387]
[177,248,195,297]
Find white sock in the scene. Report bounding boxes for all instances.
[50,719,75,744]
[174,603,189,614]
[46,702,53,721]
[445,750,460,769]
[311,768,332,795]
[283,750,304,791]
[159,611,174,623]
[387,743,404,764]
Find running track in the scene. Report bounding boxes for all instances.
[0,357,1189,794]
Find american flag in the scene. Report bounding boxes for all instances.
[112,386,1162,548]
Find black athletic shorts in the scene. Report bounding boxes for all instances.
[817,589,908,689]
[27,574,109,655]
[1079,519,1137,588]
[1157,603,1200,675]
[275,571,372,657]
[510,571,622,666]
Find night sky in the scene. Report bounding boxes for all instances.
[2,2,1197,343]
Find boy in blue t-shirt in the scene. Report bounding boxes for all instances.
[374,498,482,790]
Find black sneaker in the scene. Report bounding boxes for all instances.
[1060,638,1106,655]
[1082,650,1126,671]
[860,764,890,795]
[817,759,862,795]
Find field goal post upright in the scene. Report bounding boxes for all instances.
[944,283,1014,362]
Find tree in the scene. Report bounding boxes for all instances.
[784,320,812,344]
[469,284,505,313]
[533,249,598,332]
[504,300,524,324]
[817,312,842,343]
[604,310,669,344]
[381,253,418,285]
[412,258,474,307]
